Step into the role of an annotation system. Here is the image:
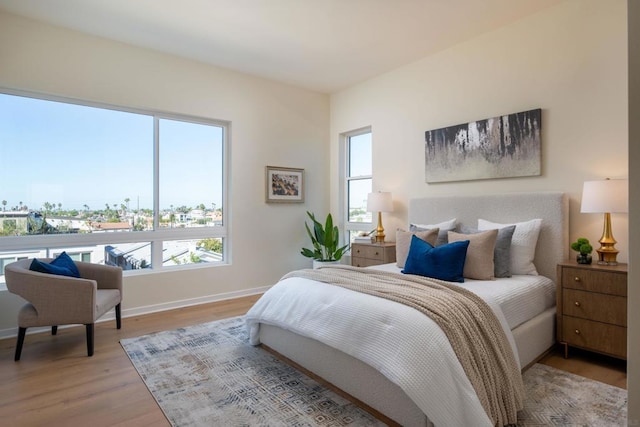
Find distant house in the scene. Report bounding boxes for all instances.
[89,222,133,232]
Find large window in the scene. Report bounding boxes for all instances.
[0,90,228,283]
[342,128,372,242]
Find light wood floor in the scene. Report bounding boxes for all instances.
[0,294,627,426]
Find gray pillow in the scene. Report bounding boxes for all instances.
[458,225,516,278]
[410,223,455,247]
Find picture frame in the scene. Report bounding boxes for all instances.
[265,166,304,203]
[425,108,541,183]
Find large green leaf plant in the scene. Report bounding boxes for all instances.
[301,211,349,261]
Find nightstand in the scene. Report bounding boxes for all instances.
[556,261,627,359]
[351,242,396,267]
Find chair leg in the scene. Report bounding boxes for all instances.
[15,327,26,362]
[85,324,94,357]
[52,326,58,335]
[115,303,122,330]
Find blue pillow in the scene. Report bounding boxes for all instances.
[29,251,81,278]
[402,235,469,283]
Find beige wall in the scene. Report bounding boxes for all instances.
[330,0,633,419]
[331,0,628,259]
[0,12,330,334]
[0,1,635,419]
[627,0,639,423]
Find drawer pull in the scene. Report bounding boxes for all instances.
[375,251,379,256]
[574,276,581,282]
[574,301,581,307]
[356,249,360,254]
[574,329,581,335]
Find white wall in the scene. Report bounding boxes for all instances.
[0,11,330,333]
[330,0,628,263]
[627,0,639,423]
[331,0,633,421]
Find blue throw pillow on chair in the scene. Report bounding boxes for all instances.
[29,251,81,278]
[402,235,469,283]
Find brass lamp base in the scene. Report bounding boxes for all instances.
[374,211,385,243]
[596,247,619,265]
[596,212,619,265]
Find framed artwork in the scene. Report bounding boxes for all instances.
[425,108,541,183]
[265,166,304,203]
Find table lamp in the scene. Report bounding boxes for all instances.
[580,178,628,265]
[367,191,393,243]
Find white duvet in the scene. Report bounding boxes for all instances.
[245,268,527,427]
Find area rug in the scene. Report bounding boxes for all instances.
[121,316,628,426]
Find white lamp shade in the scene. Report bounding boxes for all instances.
[581,179,628,213]
[367,191,393,213]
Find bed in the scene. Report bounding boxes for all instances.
[245,192,568,427]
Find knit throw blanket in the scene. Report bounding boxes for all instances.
[282,265,524,426]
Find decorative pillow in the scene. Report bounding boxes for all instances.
[410,218,457,247]
[402,235,469,283]
[396,228,439,268]
[29,251,81,278]
[458,225,516,278]
[448,229,498,280]
[478,218,542,276]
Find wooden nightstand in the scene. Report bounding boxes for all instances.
[556,261,627,360]
[351,242,396,267]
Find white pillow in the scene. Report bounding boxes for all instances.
[477,218,542,275]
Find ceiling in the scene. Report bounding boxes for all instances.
[0,0,562,93]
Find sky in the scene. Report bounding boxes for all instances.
[0,92,224,212]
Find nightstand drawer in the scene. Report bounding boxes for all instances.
[562,316,627,358]
[352,257,383,268]
[350,242,396,267]
[352,245,385,261]
[562,289,626,326]
[561,267,627,296]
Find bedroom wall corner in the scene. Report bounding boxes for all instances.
[0,11,330,333]
[329,0,628,263]
[627,0,639,423]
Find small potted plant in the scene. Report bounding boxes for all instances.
[301,211,349,268]
[571,237,593,265]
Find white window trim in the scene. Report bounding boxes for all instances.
[340,126,373,245]
[0,87,231,275]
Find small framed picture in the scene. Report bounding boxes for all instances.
[265,166,304,203]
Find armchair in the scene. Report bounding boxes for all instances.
[4,259,123,361]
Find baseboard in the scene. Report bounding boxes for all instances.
[0,286,271,340]
[119,286,271,318]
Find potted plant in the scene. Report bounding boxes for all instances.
[571,237,593,264]
[301,211,349,268]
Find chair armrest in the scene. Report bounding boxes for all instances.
[75,262,123,293]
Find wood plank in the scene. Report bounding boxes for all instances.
[0,294,261,426]
[0,293,626,425]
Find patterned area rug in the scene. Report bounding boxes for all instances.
[518,364,627,426]
[121,316,627,427]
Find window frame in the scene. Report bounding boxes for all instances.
[0,88,230,276]
[340,127,373,245]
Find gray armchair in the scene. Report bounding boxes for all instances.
[4,259,123,361]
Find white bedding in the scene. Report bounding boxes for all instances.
[245,270,524,427]
[373,263,556,329]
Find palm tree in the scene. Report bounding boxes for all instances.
[1,200,6,211]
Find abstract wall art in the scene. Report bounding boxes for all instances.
[425,108,541,183]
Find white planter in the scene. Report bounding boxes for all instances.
[312,260,341,269]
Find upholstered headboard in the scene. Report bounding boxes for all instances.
[408,192,568,280]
